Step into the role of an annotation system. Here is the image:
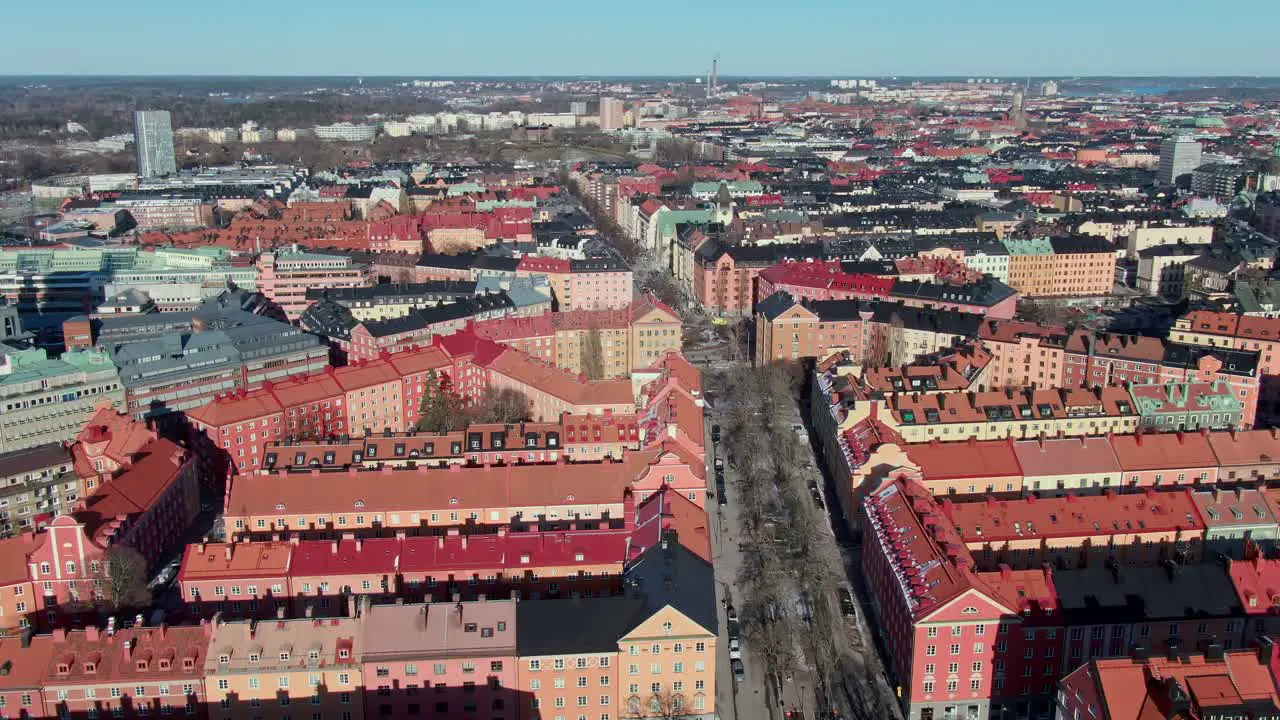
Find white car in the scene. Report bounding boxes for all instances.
[728,637,742,660]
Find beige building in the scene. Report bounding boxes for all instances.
[205,616,365,720]
[1125,224,1214,259]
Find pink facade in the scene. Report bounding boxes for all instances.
[256,251,372,320]
[360,601,519,720]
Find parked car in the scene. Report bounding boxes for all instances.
[711,425,721,442]
[729,637,742,660]
[714,457,724,470]
[728,619,741,640]
[838,587,857,618]
[727,606,738,623]
[811,489,825,509]
[731,658,745,682]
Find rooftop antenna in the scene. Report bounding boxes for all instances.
[707,54,720,100]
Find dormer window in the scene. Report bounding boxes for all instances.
[249,653,260,663]
[158,659,171,670]
[182,658,195,670]
[308,650,320,661]
[338,648,350,660]
[279,652,290,662]
[84,662,96,674]
[135,660,148,671]
[56,663,70,675]
[218,654,230,664]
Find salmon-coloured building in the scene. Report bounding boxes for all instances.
[360,601,519,720]
[41,624,209,720]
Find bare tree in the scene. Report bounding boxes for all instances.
[626,687,695,720]
[92,547,152,611]
[582,328,606,380]
[470,387,532,424]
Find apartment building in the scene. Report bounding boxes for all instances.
[180,530,628,621]
[222,451,655,540]
[337,292,517,361]
[473,294,682,378]
[1002,236,1116,297]
[305,281,478,321]
[978,320,1068,390]
[189,334,676,476]
[261,415,642,473]
[516,538,717,720]
[942,488,1206,571]
[0,444,79,537]
[40,625,210,720]
[754,294,983,365]
[112,194,212,229]
[1130,379,1244,431]
[0,346,125,454]
[256,250,373,321]
[862,477,1255,720]
[755,261,1018,320]
[882,385,1138,444]
[1171,311,1280,423]
[361,601,518,720]
[1057,647,1280,720]
[203,616,364,720]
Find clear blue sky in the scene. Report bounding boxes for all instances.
[6,0,1278,77]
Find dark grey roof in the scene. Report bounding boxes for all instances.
[517,596,651,655]
[1049,235,1115,254]
[890,277,1017,308]
[0,443,72,477]
[416,252,477,270]
[473,255,520,273]
[304,281,477,304]
[623,534,717,634]
[1162,342,1259,377]
[361,293,515,338]
[755,291,802,321]
[299,301,358,341]
[1053,563,1243,626]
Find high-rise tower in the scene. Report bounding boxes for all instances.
[133,110,176,178]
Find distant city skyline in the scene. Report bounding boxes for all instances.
[6,0,1280,78]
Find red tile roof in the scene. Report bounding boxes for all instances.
[1182,311,1280,342]
[942,489,1200,543]
[226,451,659,520]
[1109,431,1219,471]
[1010,436,1121,478]
[1208,428,1280,468]
[0,634,55,690]
[43,625,207,685]
[864,479,996,621]
[631,486,710,563]
[903,438,1022,481]
[77,438,190,544]
[179,541,294,582]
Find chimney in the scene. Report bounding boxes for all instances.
[225,544,234,562]
[122,638,134,661]
[331,540,339,554]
